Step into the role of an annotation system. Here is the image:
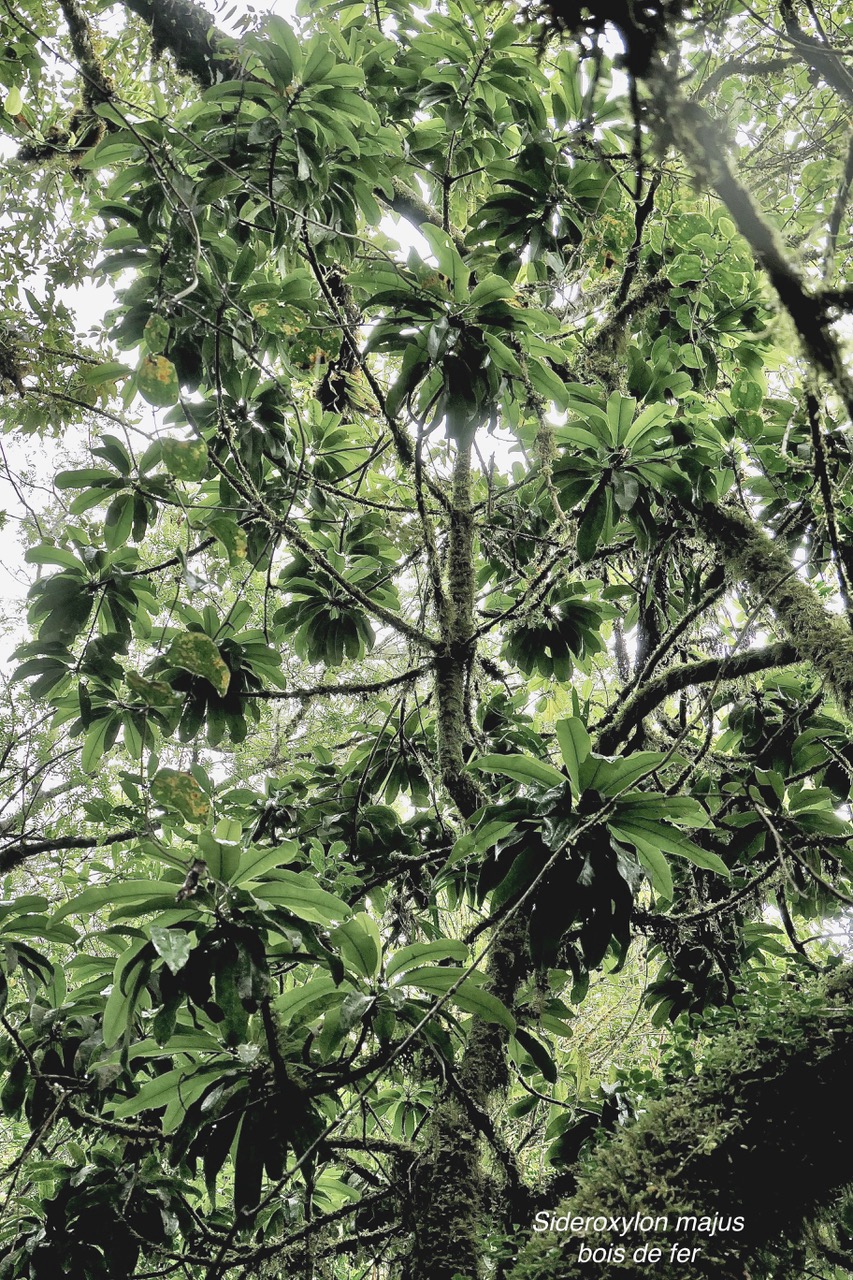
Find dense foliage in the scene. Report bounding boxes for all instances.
[0,0,853,1276]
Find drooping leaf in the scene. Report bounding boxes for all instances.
[167,632,231,696]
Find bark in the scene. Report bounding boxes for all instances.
[58,0,114,105]
[596,641,798,754]
[645,67,853,422]
[778,0,853,107]
[511,964,853,1280]
[407,428,486,1280]
[408,427,533,1279]
[120,0,241,85]
[696,502,853,717]
[435,425,481,819]
[0,827,141,876]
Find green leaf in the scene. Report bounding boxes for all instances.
[274,976,345,1023]
[527,358,569,411]
[229,842,299,886]
[81,713,119,774]
[610,827,673,899]
[576,483,608,562]
[470,274,515,309]
[397,966,515,1031]
[161,438,208,481]
[420,224,469,300]
[53,880,178,922]
[208,517,248,564]
[330,913,382,979]
[79,361,133,387]
[578,752,671,796]
[4,86,23,115]
[614,794,711,828]
[137,355,180,407]
[143,314,170,355]
[470,753,566,789]
[55,468,119,490]
[149,926,193,975]
[555,717,590,793]
[606,391,635,446]
[514,1028,558,1083]
[386,939,468,982]
[24,546,85,572]
[112,1065,222,1120]
[251,870,350,925]
[668,253,704,285]
[612,814,729,877]
[104,492,134,550]
[483,331,524,376]
[167,632,230,696]
[266,15,302,77]
[150,769,211,824]
[102,939,150,1047]
[732,377,762,410]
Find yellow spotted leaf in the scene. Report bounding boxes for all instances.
[161,438,208,481]
[167,632,230,696]
[137,354,179,407]
[150,769,210,824]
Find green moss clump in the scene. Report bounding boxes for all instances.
[511,966,853,1280]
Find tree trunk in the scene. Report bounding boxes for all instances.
[511,965,853,1280]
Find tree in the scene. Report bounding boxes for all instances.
[0,0,853,1276]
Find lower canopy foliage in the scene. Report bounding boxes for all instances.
[0,0,852,1278]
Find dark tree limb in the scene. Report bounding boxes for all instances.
[779,0,853,106]
[646,69,853,422]
[0,827,141,876]
[595,641,799,754]
[120,0,241,85]
[696,502,853,717]
[243,665,431,701]
[695,55,797,101]
[824,129,853,279]
[385,178,468,258]
[58,0,114,105]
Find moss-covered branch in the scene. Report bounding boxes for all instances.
[511,965,853,1280]
[646,68,853,422]
[120,0,241,85]
[696,503,853,715]
[596,641,798,754]
[58,0,113,106]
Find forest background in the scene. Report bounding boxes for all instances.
[0,0,853,1278]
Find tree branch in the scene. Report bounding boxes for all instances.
[696,501,853,717]
[595,641,798,754]
[511,965,853,1280]
[647,66,853,422]
[119,0,241,85]
[0,827,141,876]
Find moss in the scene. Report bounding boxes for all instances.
[698,503,853,716]
[404,1095,484,1280]
[122,0,242,86]
[58,0,114,106]
[510,966,853,1280]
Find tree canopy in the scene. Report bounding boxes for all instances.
[1,0,853,1277]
